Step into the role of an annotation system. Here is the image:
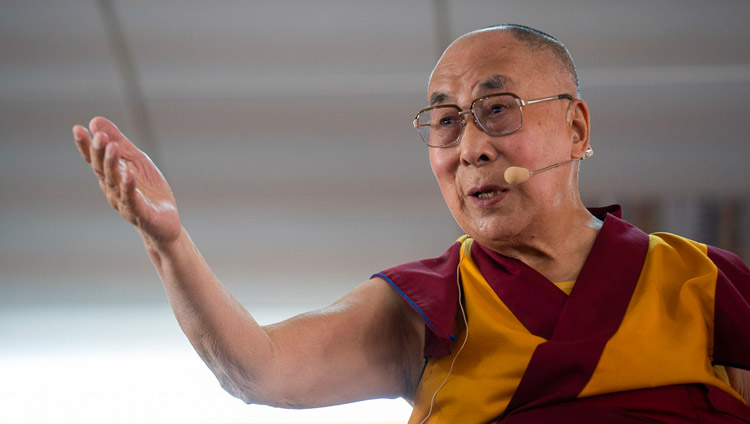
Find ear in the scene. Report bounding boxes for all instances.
[568,99,591,159]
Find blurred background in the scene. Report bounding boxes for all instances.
[2,1,749,423]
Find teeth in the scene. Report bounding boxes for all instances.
[477,190,500,199]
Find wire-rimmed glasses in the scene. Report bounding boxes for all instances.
[413,93,573,147]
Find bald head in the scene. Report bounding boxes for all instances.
[424,24,593,253]
[434,24,580,98]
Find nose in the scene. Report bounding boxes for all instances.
[459,115,499,167]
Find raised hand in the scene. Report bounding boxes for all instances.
[73,117,182,246]
[70,119,422,409]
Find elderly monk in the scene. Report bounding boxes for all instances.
[73,24,750,423]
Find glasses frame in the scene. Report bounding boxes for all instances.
[413,92,574,148]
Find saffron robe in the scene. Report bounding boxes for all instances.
[374,206,750,423]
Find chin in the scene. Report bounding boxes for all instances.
[463,217,526,248]
[449,199,530,245]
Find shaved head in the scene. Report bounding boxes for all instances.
[442,24,581,98]
[425,24,593,252]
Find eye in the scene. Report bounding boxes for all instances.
[440,117,456,126]
[489,104,506,115]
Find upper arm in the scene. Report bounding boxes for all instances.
[727,366,750,406]
[256,277,425,408]
[707,247,750,405]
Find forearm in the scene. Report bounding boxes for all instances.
[142,229,422,408]
[73,118,419,406]
[144,227,275,404]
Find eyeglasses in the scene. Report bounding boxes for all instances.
[413,93,573,147]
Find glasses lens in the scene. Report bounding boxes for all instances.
[473,94,521,136]
[417,106,462,147]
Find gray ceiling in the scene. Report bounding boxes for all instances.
[2,0,750,307]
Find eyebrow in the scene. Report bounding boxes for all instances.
[478,74,509,92]
[429,92,450,106]
[428,75,510,106]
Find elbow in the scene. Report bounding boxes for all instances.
[214,366,302,408]
[196,334,287,406]
[199,335,303,408]
[216,371,259,405]
[201,348,264,405]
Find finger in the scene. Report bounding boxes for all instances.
[103,142,121,191]
[73,125,92,163]
[89,116,124,143]
[90,131,109,180]
[98,179,120,211]
[119,167,140,225]
[88,116,140,156]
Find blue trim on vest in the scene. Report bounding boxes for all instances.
[371,272,440,336]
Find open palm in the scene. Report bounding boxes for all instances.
[73,117,182,245]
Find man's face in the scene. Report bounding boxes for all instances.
[427,31,580,249]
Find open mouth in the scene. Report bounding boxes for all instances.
[469,186,507,200]
[474,190,504,199]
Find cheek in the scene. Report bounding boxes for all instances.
[429,150,463,210]
[429,149,458,184]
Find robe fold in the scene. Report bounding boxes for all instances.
[373,206,750,423]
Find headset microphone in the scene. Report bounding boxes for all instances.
[504,147,594,185]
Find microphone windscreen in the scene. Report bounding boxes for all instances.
[504,166,530,184]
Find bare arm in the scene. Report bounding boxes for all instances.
[153,232,424,406]
[727,366,750,405]
[73,117,425,407]
[152,230,424,406]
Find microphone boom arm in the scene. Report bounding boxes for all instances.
[530,146,594,176]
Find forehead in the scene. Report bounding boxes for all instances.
[428,31,555,104]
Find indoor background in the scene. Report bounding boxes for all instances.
[2,1,749,423]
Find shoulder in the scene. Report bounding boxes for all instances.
[372,238,466,357]
[647,232,749,277]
